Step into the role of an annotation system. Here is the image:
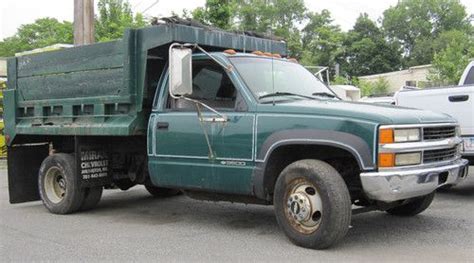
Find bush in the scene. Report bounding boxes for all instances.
[331,75,351,85]
[355,77,389,97]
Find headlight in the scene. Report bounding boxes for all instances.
[378,152,422,167]
[394,128,420,142]
[395,152,421,166]
[379,128,420,143]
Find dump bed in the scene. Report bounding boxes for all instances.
[4,23,286,143]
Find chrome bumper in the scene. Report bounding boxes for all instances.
[360,158,469,202]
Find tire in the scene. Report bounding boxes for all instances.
[38,153,85,214]
[386,192,435,216]
[274,159,351,249]
[144,184,181,197]
[438,184,453,191]
[80,187,103,211]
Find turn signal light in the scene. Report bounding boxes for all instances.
[379,128,394,144]
[378,153,395,167]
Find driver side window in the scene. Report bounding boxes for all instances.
[167,59,241,111]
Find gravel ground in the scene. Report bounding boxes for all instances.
[1,166,473,262]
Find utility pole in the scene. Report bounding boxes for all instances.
[74,0,95,45]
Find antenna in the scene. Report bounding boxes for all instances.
[270,5,275,106]
[271,30,275,106]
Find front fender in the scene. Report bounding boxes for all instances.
[252,129,375,200]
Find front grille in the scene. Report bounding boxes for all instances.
[423,147,457,163]
[423,126,456,140]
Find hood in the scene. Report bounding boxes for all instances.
[257,99,456,125]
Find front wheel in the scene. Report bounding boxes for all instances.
[274,159,351,249]
[386,192,435,216]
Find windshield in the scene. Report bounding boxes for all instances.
[229,57,337,102]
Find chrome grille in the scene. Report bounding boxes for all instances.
[423,126,456,140]
[423,147,457,163]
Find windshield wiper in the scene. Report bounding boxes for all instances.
[312,92,336,98]
[259,92,316,101]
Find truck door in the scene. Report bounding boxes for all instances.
[148,58,254,194]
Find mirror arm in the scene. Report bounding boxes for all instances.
[193,45,233,72]
[195,103,215,159]
[181,96,228,121]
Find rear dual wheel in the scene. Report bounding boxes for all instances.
[39,153,102,214]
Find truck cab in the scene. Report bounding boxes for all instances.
[4,23,469,249]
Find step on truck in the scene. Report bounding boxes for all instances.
[4,22,469,249]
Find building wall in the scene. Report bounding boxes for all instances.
[358,64,433,93]
[0,58,6,77]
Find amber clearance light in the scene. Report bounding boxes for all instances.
[379,128,394,144]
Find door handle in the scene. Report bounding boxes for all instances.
[201,117,228,123]
[449,95,469,102]
[156,122,169,129]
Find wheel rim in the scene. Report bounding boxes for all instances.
[44,166,67,204]
[284,178,323,234]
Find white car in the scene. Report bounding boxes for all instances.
[395,61,474,162]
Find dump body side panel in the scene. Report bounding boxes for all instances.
[4,24,286,144]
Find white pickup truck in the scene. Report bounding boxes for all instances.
[395,61,474,162]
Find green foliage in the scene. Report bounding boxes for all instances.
[300,10,344,77]
[190,0,306,58]
[428,31,474,85]
[356,78,390,97]
[0,18,73,57]
[2,0,472,87]
[192,0,234,30]
[341,13,402,77]
[95,0,146,42]
[331,75,351,85]
[0,0,145,56]
[382,0,471,66]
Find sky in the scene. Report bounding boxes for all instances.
[0,0,473,40]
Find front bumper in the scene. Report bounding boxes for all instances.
[360,158,469,202]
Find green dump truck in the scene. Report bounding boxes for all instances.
[4,23,469,249]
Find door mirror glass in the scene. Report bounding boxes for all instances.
[169,47,192,96]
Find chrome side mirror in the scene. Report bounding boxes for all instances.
[169,44,192,97]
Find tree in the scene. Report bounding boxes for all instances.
[300,10,344,77]
[382,0,471,66]
[0,0,146,57]
[0,18,73,57]
[236,0,306,58]
[341,13,402,77]
[429,31,474,85]
[192,0,234,30]
[95,0,146,42]
[190,0,306,58]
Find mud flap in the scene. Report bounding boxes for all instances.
[75,137,112,188]
[7,143,49,204]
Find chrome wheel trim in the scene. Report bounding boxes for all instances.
[284,178,323,234]
[44,166,66,204]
